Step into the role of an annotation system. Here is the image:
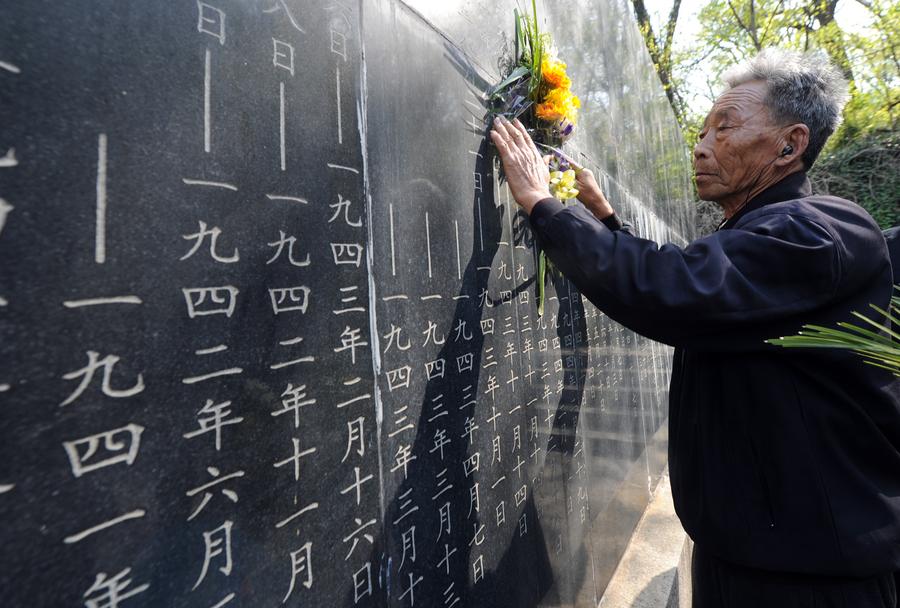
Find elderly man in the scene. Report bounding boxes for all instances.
[492,49,900,607]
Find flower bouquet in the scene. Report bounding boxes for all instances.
[489,0,582,315]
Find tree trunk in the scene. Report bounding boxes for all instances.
[631,0,686,125]
[812,0,856,84]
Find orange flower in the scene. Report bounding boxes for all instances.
[541,57,571,89]
[535,87,581,124]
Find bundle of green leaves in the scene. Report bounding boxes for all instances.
[767,286,900,376]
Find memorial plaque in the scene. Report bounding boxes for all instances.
[0,0,694,606]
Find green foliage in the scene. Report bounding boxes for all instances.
[767,287,900,376]
[641,0,900,229]
[515,0,549,101]
[809,128,899,228]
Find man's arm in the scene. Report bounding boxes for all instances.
[535,195,633,234]
[531,201,841,349]
[489,115,841,350]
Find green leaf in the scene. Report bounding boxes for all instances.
[514,9,522,62]
[768,313,900,377]
[491,66,531,95]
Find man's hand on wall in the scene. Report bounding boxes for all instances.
[490,116,552,214]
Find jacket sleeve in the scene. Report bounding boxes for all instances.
[529,198,842,349]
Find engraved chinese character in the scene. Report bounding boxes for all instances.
[331,242,363,266]
[83,568,149,608]
[183,399,244,451]
[267,231,310,267]
[399,572,423,607]
[463,453,480,477]
[274,438,316,481]
[424,358,445,380]
[334,326,368,364]
[468,482,480,516]
[197,1,225,44]
[390,444,416,479]
[342,518,376,561]
[60,351,144,407]
[386,365,411,391]
[272,383,316,428]
[452,319,472,342]
[430,429,450,460]
[339,466,374,505]
[473,554,485,583]
[515,484,527,507]
[283,542,313,602]
[353,562,372,603]
[63,424,144,478]
[437,501,451,540]
[180,220,239,263]
[421,321,445,346]
[272,38,295,75]
[342,416,365,462]
[186,466,243,521]
[327,5,352,61]
[328,194,361,227]
[183,286,239,318]
[399,525,416,571]
[269,286,310,314]
[456,353,474,373]
[382,324,411,353]
[193,520,233,590]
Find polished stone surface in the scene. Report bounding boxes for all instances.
[0,0,694,605]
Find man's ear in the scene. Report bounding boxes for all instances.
[777,123,810,166]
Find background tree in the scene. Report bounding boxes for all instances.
[631,0,688,125]
[631,0,899,233]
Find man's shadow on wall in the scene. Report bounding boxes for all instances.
[347,46,592,608]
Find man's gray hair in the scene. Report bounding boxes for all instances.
[722,48,849,169]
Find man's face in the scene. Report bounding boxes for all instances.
[693,80,782,206]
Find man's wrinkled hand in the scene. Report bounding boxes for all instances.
[490,117,552,215]
[575,168,615,221]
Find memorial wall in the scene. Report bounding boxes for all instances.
[0,1,695,606]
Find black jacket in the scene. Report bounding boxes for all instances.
[884,225,899,284]
[530,171,900,577]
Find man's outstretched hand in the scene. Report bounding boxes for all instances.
[490,116,552,215]
[574,168,615,221]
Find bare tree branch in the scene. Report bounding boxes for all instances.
[630,0,687,125]
[663,0,684,67]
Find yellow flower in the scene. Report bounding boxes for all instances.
[549,169,579,200]
[541,57,571,89]
[535,87,581,125]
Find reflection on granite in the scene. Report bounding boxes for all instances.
[0,0,695,605]
[364,1,695,606]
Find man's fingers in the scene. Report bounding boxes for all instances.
[490,130,512,162]
[511,118,531,141]
[511,118,544,162]
[492,118,544,182]
[505,121,527,149]
[508,118,532,151]
[493,118,530,164]
[499,116,525,144]
[492,116,513,142]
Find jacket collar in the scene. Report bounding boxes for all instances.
[717,170,812,230]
